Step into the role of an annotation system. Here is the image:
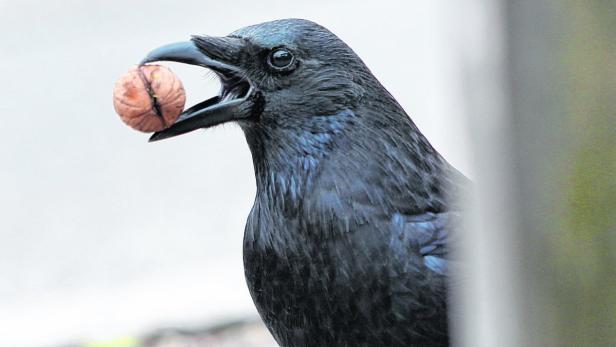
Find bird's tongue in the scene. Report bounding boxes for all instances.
[221,83,250,102]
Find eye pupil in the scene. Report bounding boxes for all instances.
[269,49,294,68]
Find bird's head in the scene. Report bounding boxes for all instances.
[142,19,378,142]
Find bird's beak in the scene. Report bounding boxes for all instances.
[140,37,257,142]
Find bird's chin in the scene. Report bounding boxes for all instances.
[139,40,258,142]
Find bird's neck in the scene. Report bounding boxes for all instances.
[241,105,465,217]
[241,110,355,211]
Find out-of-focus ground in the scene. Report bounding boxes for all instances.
[59,319,276,347]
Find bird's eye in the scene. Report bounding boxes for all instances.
[268,49,294,69]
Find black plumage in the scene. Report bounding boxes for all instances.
[143,18,469,347]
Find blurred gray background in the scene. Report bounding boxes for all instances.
[0,1,481,346]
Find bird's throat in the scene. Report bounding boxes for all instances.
[241,111,354,210]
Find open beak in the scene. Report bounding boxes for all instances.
[140,37,256,142]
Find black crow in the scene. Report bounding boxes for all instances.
[141,18,468,347]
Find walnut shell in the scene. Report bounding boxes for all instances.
[113,65,186,133]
